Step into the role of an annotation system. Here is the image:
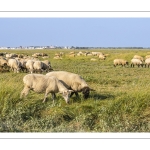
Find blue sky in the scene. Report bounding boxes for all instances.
[0,18,150,47]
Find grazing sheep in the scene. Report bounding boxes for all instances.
[90,58,97,61]
[53,56,62,59]
[145,58,150,68]
[131,58,143,67]
[69,54,76,57]
[0,58,9,71]
[46,71,94,99]
[33,61,44,73]
[91,52,103,56]
[20,74,73,104]
[145,55,150,59]
[0,58,8,68]
[133,55,144,62]
[113,59,129,67]
[41,60,53,72]
[99,54,106,60]
[26,60,35,73]
[7,58,21,73]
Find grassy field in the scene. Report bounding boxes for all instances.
[0,49,150,132]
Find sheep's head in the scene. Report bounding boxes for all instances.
[60,90,73,104]
[82,87,90,99]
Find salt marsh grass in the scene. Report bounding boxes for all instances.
[0,49,150,132]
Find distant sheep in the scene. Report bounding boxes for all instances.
[33,61,44,73]
[113,59,129,67]
[145,58,150,67]
[99,54,106,60]
[133,55,144,62]
[20,74,73,104]
[131,58,143,67]
[53,56,62,59]
[7,58,21,73]
[41,60,53,72]
[90,58,97,61]
[46,71,94,99]
[26,60,35,73]
[145,55,150,59]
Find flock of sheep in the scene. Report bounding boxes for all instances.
[0,52,53,73]
[113,55,150,67]
[1,51,150,104]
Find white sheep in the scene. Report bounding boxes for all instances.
[99,54,106,60]
[20,74,73,104]
[33,61,44,73]
[133,55,144,62]
[26,60,35,73]
[41,60,53,72]
[46,71,94,99]
[131,58,143,67]
[145,58,150,68]
[113,59,129,67]
[7,58,21,73]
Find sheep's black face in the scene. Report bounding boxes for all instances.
[82,87,90,99]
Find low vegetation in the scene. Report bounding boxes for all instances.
[0,49,150,132]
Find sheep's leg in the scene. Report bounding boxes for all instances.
[20,87,30,98]
[43,91,49,103]
[51,93,56,105]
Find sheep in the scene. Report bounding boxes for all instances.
[90,58,97,61]
[131,58,143,67]
[7,58,21,73]
[53,56,62,59]
[113,59,129,67]
[33,61,44,73]
[41,60,53,72]
[99,54,106,60]
[18,58,27,72]
[0,58,8,68]
[145,55,150,59]
[0,58,9,71]
[133,55,144,62]
[69,54,76,57]
[26,60,35,73]
[20,74,73,104]
[91,52,103,56]
[46,71,94,99]
[145,58,150,68]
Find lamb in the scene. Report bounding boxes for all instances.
[113,59,129,67]
[131,58,143,67]
[145,58,150,68]
[20,74,73,104]
[46,71,94,99]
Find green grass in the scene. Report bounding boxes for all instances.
[0,49,150,132]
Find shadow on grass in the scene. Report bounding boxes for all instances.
[90,93,115,101]
[68,93,114,104]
